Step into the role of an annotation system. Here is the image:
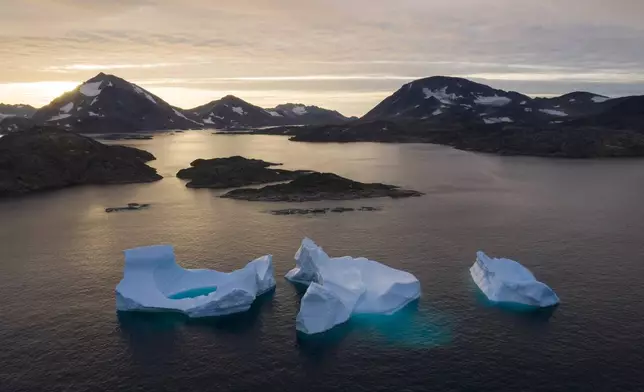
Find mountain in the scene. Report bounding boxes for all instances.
[190,97,354,128]
[534,91,612,117]
[0,104,37,119]
[188,95,280,128]
[0,126,162,197]
[267,103,355,125]
[363,76,529,123]
[31,73,202,133]
[362,76,627,126]
[568,95,644,129]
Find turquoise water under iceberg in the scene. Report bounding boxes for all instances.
[167,286,218,299]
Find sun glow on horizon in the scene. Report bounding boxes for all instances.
[0,81,80,107]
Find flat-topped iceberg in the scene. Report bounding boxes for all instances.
[470,251,559,308]
[286,238,421,334]
[116,245,276,317]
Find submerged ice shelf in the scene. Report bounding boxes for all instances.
[470,251,559,308]
[286,238,421,334]
[115,245,276,317]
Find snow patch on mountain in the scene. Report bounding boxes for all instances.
[267,111,282,117]
[423,87,459,104]
[592,96,610,103]
[540,109,568,117]
[172,108,201,125]
[484,117,513,124]
[60,102,74,113]
[133,85,157,105]
[203,117,215,125]
[474,95,512,106]
[80,81,103,97]
[47,114,72,122]
[292,106,308,115]
[432,108,443,116]
[232,106,246,116]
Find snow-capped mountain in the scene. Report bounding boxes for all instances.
[189,95,280,128]
[362,76,624,125]
[0,104,37,119]
[267,103,354,125]
[31,73,202,133]
[190,97,354,128]
[363,76,530,122]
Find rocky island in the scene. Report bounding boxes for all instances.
[221,172,423,201]
[0,126,162,197]
[176,156,311,188]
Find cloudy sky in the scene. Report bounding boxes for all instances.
[1,0,643,116]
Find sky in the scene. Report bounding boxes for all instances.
[1,0,643,116]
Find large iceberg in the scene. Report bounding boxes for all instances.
[286,238,421,334]
[116,245,276,317]
[470,251,559,308]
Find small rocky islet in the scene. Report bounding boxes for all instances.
[0,126,162,197]
[176,156,311,189]
[177,156,423,202]
[176,156,423,202]
[221,172,423,202]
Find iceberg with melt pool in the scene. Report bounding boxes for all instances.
[116,245,275,317]
[470,251,559,308]
[286,238,421,334]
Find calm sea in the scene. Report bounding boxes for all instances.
[1,132,643,391]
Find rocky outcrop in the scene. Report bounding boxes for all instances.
[0,126,162,197]
[222,172,423,201]
[176,156,311,188]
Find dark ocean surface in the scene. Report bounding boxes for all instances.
[1,132,642,391]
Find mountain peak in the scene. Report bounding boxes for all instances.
[30,73,200,132]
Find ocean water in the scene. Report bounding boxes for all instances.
[1,132,643,391]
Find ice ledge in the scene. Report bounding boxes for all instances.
[115,245,275,317]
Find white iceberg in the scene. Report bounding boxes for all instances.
[286,238,421,334]
[116,245,276,317]
[470,251,559,308]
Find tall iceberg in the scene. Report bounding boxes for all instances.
[470,251,559,308]
[116,245,276,317]
[286,238,421,334]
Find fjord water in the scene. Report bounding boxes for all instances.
[1,132,643,391]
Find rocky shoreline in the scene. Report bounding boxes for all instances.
[270,206,381,215]
[229,120,644,159]
[222,172,423,202]
[0,127,162,197]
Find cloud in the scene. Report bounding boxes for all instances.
[1,0,644,115]
[44,62,210,72]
